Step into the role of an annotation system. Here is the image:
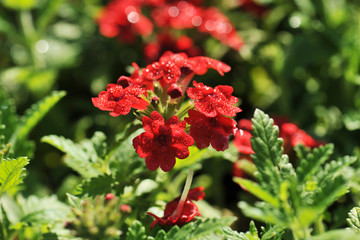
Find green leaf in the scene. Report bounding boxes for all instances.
[308,229,360,240]
[246,221,260,240]
[9,90,66,155]
[0,157,29,195]
[20,195,70,225]
[347,206,360,232]
[2,0,38,10]
[233,177,280,207]
[126,220,147,240]
[250,109,283,194]
[77,174,113,197]
[66,193,82,210]
[154,230,167,240]
[296,144,334,183]
[41,132,106,178]
[221,227,248,240]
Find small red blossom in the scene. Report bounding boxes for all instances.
[167,83,183,98]
[92,84,149,117]
[187,81,241,117]
[119,204,132,213]
[105,193,115,201]
[185,109,237,151]
[147,187,204,228]
[133,111,194,172]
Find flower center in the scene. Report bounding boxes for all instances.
[157,134,169,145]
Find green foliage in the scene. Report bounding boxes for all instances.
[42,132,108,179]
[0,157,29,195]
[126,220,147,240]
[235,109,356,239]
[347,206,360,232]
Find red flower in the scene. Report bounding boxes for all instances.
[233,129,254,155]
[97,0,153,41]
[147,187,205,228]
[117,63,154,90]
[92,84,149,117]
[143,51,231,88]
[133,111,194,172]
[280,123,323,150]
[185,109,237,151]
[187,81,241,117]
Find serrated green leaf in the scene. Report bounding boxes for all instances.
[126,220,147,240]
[0,157,29,195]
[154,230,167,240]
[41,132,105,178]
[347,206,360,232]
[221,227,248,240]
[250,109,284,195]
[20,195,70,225]
[246,221,260,240]
[233,177,280,207]
[238,201,278,224]
[9,90,66,155]
[296,144,334,183]
[66,193,82,210]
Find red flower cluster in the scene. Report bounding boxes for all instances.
[147,187,205,228]
[93,51,239,171]
[92,84,148,116]
[133,111,194,172]
[97,0,243,50]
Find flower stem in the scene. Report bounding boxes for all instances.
[171,168,194,220]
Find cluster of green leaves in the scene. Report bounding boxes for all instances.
[234,109,358,239]
[0,89,68,239]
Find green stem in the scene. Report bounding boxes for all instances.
[170,168,194,219]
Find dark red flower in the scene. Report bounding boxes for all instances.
[185,109,236,151]
[187,81,241,117]
[167,83,183,98]
[133,111,194,172]
[147,187,205,228]
[92,84,149,116]
[117,63,154,90]
[239,0,268,17]
[97,0,153,42]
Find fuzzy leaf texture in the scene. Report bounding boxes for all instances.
[348,206,360,232]
[126,220,148,240]
[42,131,107,178]
[0,157,29,195]
[9,90,66,156]
[250,109,283,194]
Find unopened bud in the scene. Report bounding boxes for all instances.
[119,204,131,213]
[105,193,115,201]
